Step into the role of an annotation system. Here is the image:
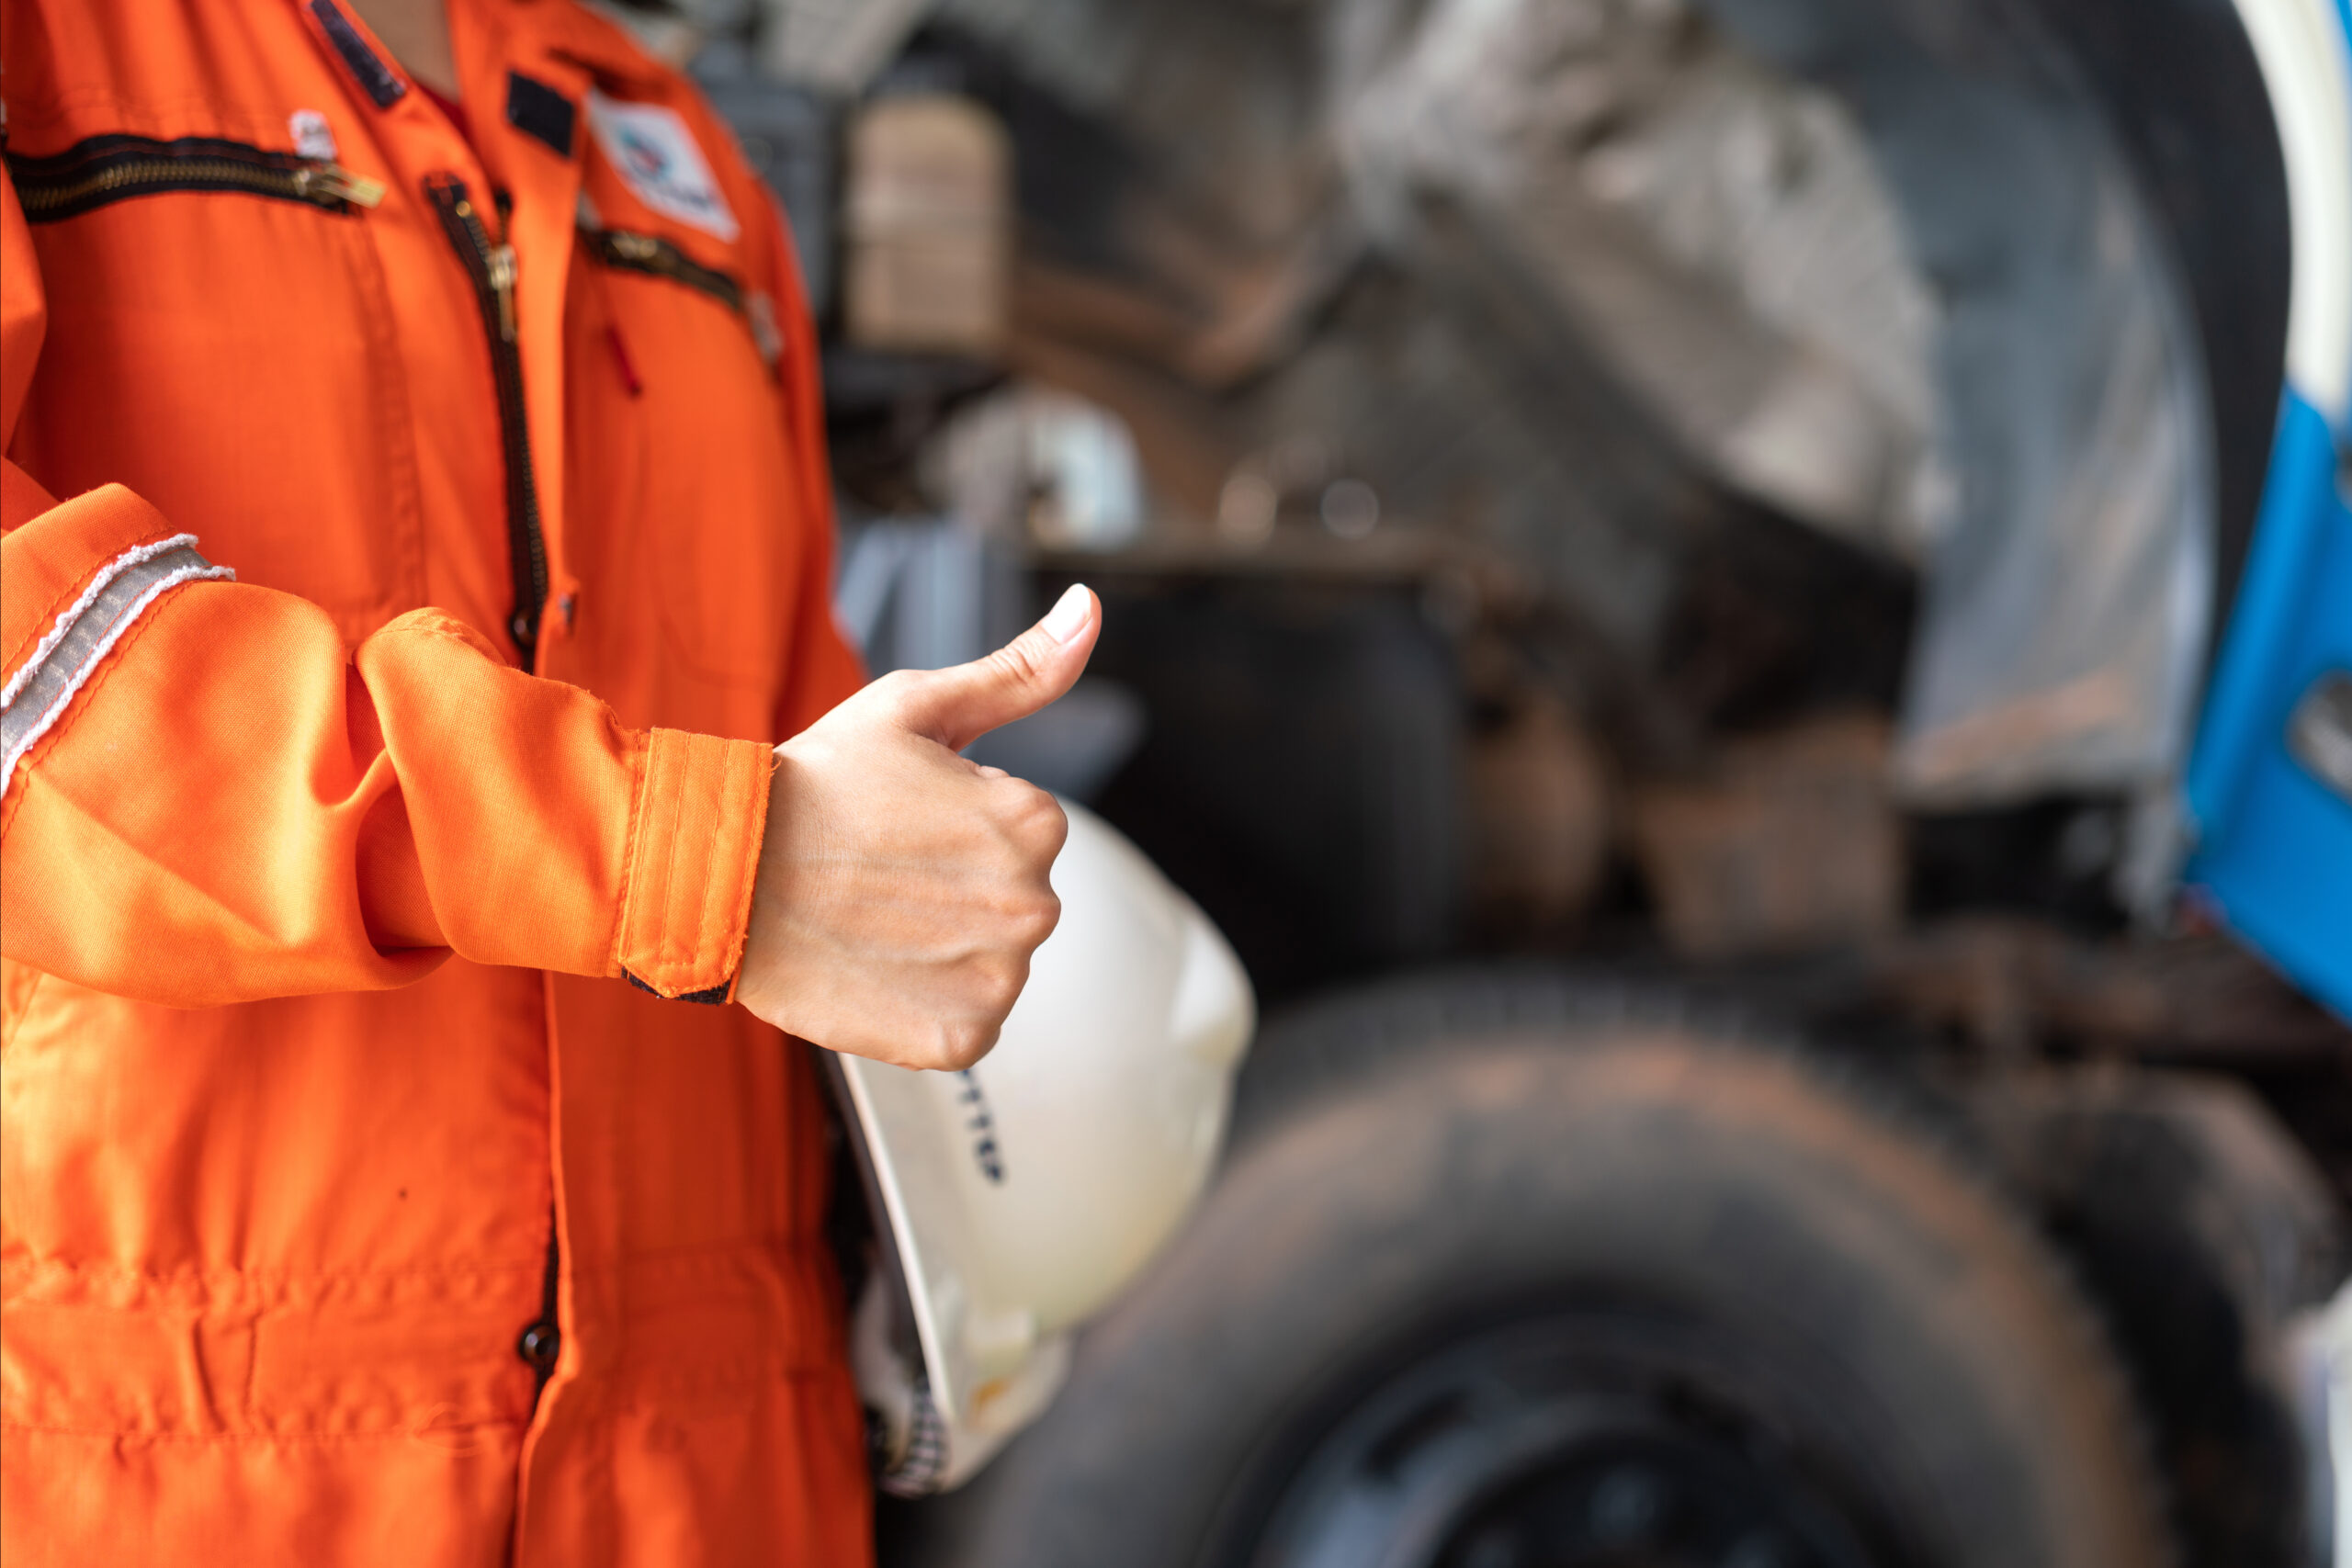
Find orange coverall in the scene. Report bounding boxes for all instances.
[0,1,873,1562]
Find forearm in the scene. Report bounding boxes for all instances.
[2,491,772,1005]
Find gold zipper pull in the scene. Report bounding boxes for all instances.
[489,243,519,342]
[295,163,386,209]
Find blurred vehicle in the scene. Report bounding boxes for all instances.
[674,0,2352,1562]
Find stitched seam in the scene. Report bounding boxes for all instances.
[723,742,762,972]
[602,722,650,978]
[636,735,672,983]
[646,734,688,987]
[0,555,105,678]
[0,588,183,841]
[1,561,234,797]
[17,555,209,733]
[688,736,729,985]
[673,736,707,980]
[0,1420,526,1445]
[631,734,674,985]
[372,613,508,657]
[0,559,236,786]
[623,734,662,981]
[610,727,658,981]
[661,738,695,983]
[30,556,192,715]
[1,532,202,705]
[5,1258,548,1293]
[676,737,717,984]
[715,745,771,995]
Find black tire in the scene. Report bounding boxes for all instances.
[880,992,2170,1568]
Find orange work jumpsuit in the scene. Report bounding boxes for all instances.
[0,0,872,1562]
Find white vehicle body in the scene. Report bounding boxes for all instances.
[2216,2,2352,1561]
[2229,0,2352,428]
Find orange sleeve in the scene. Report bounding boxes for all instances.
[0,164,771,1009]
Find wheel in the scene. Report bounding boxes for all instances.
[879,987,2171,1568]
[1971,1067,2343,1568]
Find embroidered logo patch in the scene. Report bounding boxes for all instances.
[585,89,737,243]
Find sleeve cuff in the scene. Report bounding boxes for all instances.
[613,728,775,1000]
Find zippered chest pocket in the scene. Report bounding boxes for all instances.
[566,227,804,692]
[7,132,385,220]
[6,132,425,638]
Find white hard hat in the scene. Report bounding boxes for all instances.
[830,800,1256,1492]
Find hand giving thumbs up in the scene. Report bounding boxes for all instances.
[734,584,1101,1070]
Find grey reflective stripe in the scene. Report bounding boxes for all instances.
[0,537,233,796]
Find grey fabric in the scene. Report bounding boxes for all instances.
[1,543,229,792]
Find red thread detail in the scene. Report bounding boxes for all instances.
[605,322,643,397]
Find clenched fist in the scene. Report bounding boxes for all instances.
[734,584,1101,1071]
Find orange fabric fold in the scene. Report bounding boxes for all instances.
[616,728,775,998]
[1,551,772,1004]
[0,0,872,1559]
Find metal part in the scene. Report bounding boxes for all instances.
[2289,670,2352,807]
[1248,1317,1884,1568]
[6,132,384,221]
[425,175,549,663]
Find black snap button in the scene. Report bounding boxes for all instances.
[517,1320,561,1375]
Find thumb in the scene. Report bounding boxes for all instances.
[897,584,1100,750]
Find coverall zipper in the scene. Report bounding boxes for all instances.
[424,177,564,1399]
[583,227,745,316]
[425,175,550,664]
[6,133,384,222]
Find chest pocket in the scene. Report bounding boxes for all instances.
[6,134,424,639]
[571,222,801,689]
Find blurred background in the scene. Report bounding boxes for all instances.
[634,1,2350,1562]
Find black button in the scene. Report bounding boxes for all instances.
[517,1319,561,1374]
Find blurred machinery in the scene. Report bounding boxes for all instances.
[649,0,2352,1562]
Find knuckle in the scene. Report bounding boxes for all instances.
[1015,890,1061,947]
[973,950,1028,1009]
[1035,795,1070,854]
[935,1019,999,1071]
[987,879,1055,933]
[999,783,1067,853]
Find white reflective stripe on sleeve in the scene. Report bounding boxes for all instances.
[0,536,234,797]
